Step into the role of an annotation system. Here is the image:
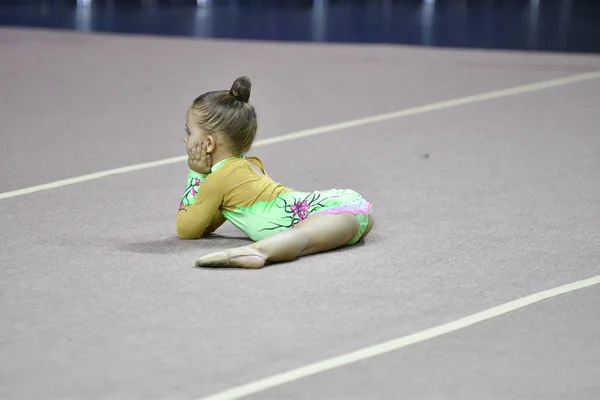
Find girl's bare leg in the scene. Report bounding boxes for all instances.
[195,213,373,269]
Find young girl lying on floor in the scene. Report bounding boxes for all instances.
[177,76,374,269]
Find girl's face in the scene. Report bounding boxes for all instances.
[183,108,207,155]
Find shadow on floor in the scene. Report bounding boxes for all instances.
[119,234,253,254]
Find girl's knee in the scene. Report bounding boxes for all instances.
[361,214,374,239]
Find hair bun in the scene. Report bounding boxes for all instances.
[229,76,251,103]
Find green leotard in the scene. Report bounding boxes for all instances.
[176,155,371,245]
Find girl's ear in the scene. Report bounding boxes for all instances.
[205,135,216,153]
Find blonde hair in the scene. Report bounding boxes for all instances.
[190,76,257,154]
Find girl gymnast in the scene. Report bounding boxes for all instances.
[177,76,374,269]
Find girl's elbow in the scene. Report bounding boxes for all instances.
[176,217,206,240]
[177,225,205,240]
[177,228,197,240]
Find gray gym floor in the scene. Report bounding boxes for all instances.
[1,28,599,400]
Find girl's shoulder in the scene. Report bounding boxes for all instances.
[206,156,265,186]
[213,155,268,176]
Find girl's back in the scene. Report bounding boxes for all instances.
[216,156,292,212]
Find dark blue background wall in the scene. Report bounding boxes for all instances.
[1,0,599,53]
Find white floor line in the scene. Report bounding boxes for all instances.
[1,70,599,201]
[197,274,600,400]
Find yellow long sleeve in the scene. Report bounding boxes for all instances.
[176,176,225,239]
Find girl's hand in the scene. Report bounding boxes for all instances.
[188,141,212,175]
